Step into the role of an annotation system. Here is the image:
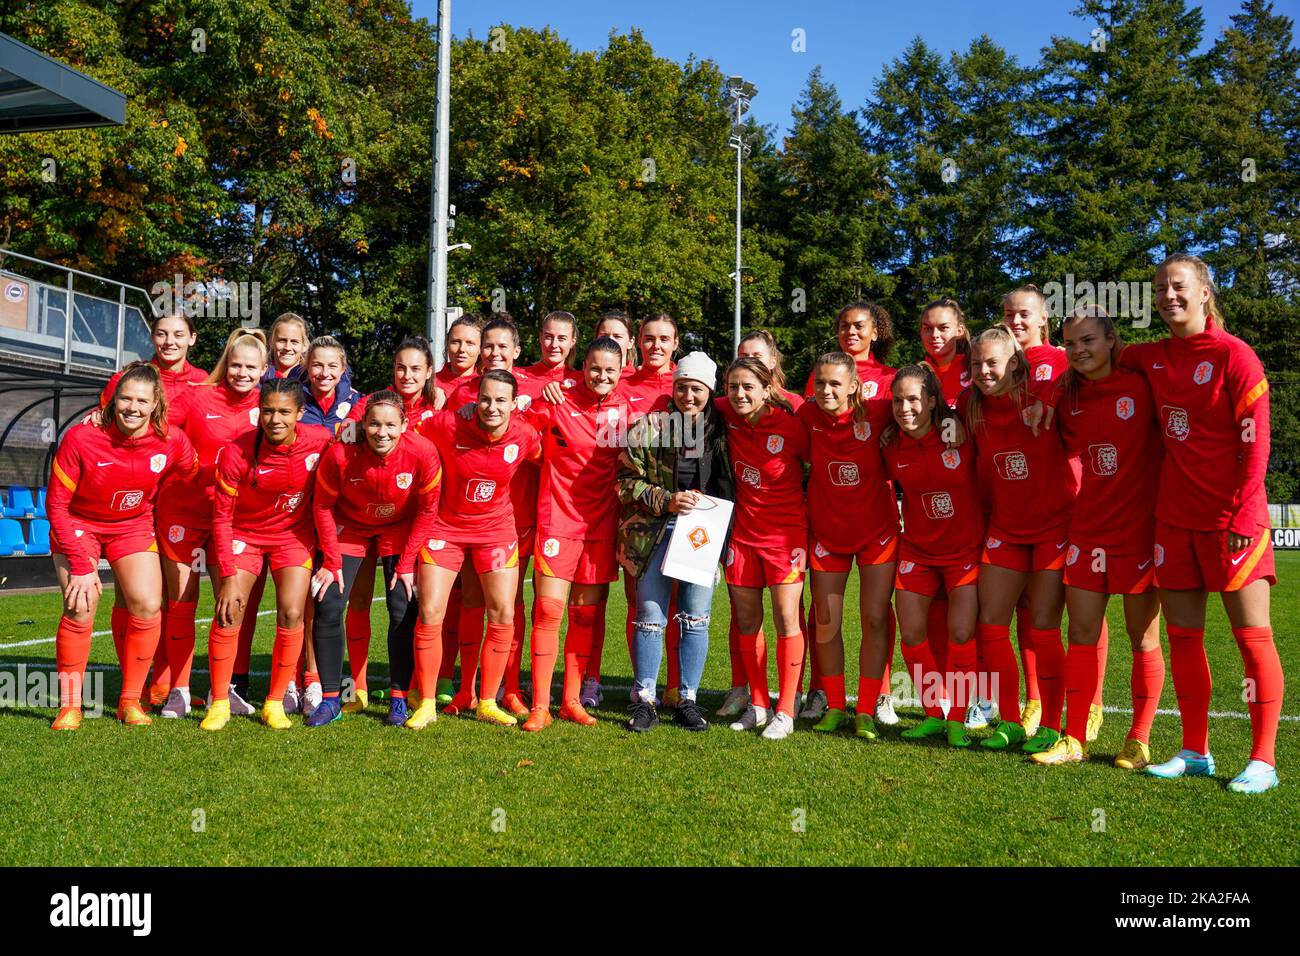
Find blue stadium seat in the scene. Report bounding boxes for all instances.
[36,487,47,518]
[0,518,26,556]
[26,518,50,556]
[2,486,37,518]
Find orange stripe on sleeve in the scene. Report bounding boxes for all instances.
[315,470,338,497]
[52,460,77,493]
[1226,533,1270,592]
[419,468,441,493]
[216,475,240,496]
[1234,378,1268,419]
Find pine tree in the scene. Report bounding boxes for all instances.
[1200,0,1300,500]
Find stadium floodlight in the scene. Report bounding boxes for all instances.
[725,76,757,354]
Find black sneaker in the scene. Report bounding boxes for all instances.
[674,698,709,732]
[624,699,659,733]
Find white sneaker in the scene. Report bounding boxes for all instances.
[227,686,256,717]
[282,682,301,714]
[799,689,828,720]
[875,694,899,726]
[160,687,191,719]
[761,711,795,740]
[981,698,999,723]
[965,701,988,729]
[303,681,323,718]
[716,685,749,717]
[729,704,769,731]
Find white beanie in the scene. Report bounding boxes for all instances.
[674,351,718,392]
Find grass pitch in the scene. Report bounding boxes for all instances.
[0,554,1295,866]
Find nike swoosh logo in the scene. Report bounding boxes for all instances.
[348,477,363,483]
[455,444,471,450]
[1056,541,1067,549]
[629,396,644,402]
[963,564,973,571]
[1230,551,1249,566]
[1152,363,1165,369]
[97,461,113,467]
[879,536,891,545]
[570,410,583,417]
[257,467,273,475]
[205,413,221,419]
[1138,560,1151,570]
[1070,407,1084,415]
[895,463,909,468]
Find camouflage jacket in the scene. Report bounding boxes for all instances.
[616,405,734,578]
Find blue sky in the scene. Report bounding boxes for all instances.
[410,0,1263,136]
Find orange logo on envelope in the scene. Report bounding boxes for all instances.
[688,527,709,550]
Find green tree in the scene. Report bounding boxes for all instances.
[1200,0,1300,500]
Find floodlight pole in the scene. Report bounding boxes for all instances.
[727,77,755,356]
[426,0,453,368]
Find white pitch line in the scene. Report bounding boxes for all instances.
[0,661,1293,724]
[0,579,537,650]
[0,596,385,650]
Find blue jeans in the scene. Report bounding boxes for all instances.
[633,518,715,700]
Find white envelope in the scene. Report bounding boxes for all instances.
[660,495,734,587]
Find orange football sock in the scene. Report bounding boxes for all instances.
[822,674,846,711]
[945,639,978,720]
[1129,646,1165,744]
[900,640,943,718]
[857,673,882,715]
[145,604,167,690]
[120,614,161,705]
[1016,604,1039,700]
[456,603,485,699]
[164,600,198,689]
[1093,619,1109,706]
[881,604,896,698]
[439,587,462,681]
[505,600,527,697]
[345,607,372,693]
[413,621,444,695]
[1063,643,1100,742]
[728,617,745,687]
[56,616,94,708]
[206,623,240,702]
[479,621,514,701]
[928,598,950,675]
[975,623,1021,724]
[1028,626,1065,732]
[111,606,129,672]
[529,596,564,708]
[268,624,304,702]
[585,599,609,681]
[1234,626,1283,766]
[775,633,806,717]
[739,630,770,709]
[562,604,596,707]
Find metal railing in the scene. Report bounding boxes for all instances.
[0,247,157,376]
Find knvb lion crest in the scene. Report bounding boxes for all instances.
[766,434,784,455]
[941,449,961,469]
[1116,397,1135,420]
[504,443,519,464]
[395,472,413,490]
[149,454,167,474]
[1193,361,1213,386]
[688,527,709,551]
